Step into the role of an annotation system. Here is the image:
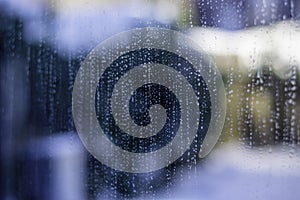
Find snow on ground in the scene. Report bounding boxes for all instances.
[157,143,300,200]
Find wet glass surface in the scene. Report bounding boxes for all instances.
[1,1,300,199]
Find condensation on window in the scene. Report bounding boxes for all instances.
[1,0,300,199]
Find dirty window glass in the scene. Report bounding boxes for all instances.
[1,0,300,199]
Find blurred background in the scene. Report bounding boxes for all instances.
[1,0,300,199]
